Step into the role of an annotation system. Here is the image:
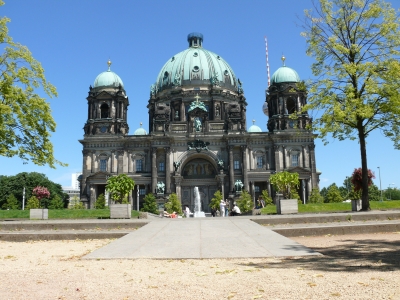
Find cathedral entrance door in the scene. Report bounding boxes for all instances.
[180,158,219,213]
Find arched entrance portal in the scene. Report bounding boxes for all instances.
[180,158,218,213]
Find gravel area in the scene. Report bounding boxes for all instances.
[0,232,399,300]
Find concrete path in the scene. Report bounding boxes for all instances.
[83,218,320,259]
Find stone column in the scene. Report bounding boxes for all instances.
[282,146,286,169]
[110,150,115,173]
[251,181,255,206]
[249,146,254,170]
[217,174,225,198]
[309,144,318,188]
[267,180,271,198]
[91,151,96,173]
[269,146,273,170]
[127,151,132,174]
[229,145,234,193]
[132,154,136,174]
[181,101,185,122]
[241,145,249,191]
[174,175,182,204]
[151,147,157,194]
[274,145,281,172]
[165,147,171,194]
[117,150,124,174]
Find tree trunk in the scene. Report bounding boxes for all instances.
[358,125,370,211]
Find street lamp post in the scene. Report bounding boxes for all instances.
[377,167,382,202]
[389,183,395,200]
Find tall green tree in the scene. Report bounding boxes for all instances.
[165,193,182,214]
[302,0,400,210]
[270,171,300,199]
[0,1,65,168]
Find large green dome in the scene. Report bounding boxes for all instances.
[271,66,300,84]
[154,33,238,92]
[94,61,124,88]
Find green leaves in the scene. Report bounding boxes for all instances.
[0,3,64,168]
[105,174,135,204]
[270,171,299,199]
[302,0,400,210]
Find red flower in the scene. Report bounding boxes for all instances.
[351,168,375,191]
[32,186,50,200]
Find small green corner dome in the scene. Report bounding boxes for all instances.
[248,120,262,132]
[248,125,262,133]
[271,66,300,84]
[133,123,147,135]
[94,60,124,88]
[154,33,238,93]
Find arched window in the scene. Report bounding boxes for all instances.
[100,103,109,119]
[287,97,296,114]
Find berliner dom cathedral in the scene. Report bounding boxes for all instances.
[79,33,320,210]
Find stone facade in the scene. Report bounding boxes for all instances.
[79,34,320,211]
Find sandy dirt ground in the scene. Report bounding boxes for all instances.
[0,232,399,300]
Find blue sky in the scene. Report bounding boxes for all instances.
[1,0,399,190]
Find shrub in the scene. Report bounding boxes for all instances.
[106,174,135,204]
[71,201,85,209]
[141,193,158,214]
[325,184,343,203]
[308,188,324,203]
[48,195,64,209]
[2,194,20,210]
[261,190,273,205]
[95,194,106,209]
[237,190,252,213]
[270,171,300,199]
[165,193,182,214]
[209,190,223,211]
[26,196,40,209]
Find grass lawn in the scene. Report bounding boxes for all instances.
[0,209,140,219]
[261,200,400,214]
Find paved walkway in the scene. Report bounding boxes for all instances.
[83,218,320,259]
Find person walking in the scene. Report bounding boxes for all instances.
[224,199,229,217]
[219,199,226,217]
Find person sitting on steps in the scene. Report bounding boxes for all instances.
[230,203,241,216]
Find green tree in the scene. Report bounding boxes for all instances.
[164,193,182,214]
[384,187,400,200]
[0,172,68,208]
[25,195,39,209]
[105,174,135,204]
[209,190,223,211]
[141,193,158,214]
[302,0,400,211]
[0,1,65,168]
[2,194,19,209]
[95,193,106,209]
[48,194,64,209]
[261,189,273,206]
[325,184,343,203]
[308,188,324,204]
[320,187,328,202]
[270,171,300,199]
[71,201,85,210]
[237,190,252,213]
[368,184,380,202]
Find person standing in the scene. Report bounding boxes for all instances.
[224,199,229,217]
[219,199,226,217]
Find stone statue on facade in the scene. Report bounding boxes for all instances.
[194,117,202,132]
[173,161,181,172]
[173,73,181,86]
[156,182,165,194]
[235,180,244,192]
[217,159,224,170]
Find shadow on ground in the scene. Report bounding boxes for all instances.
[239,238,400,272]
